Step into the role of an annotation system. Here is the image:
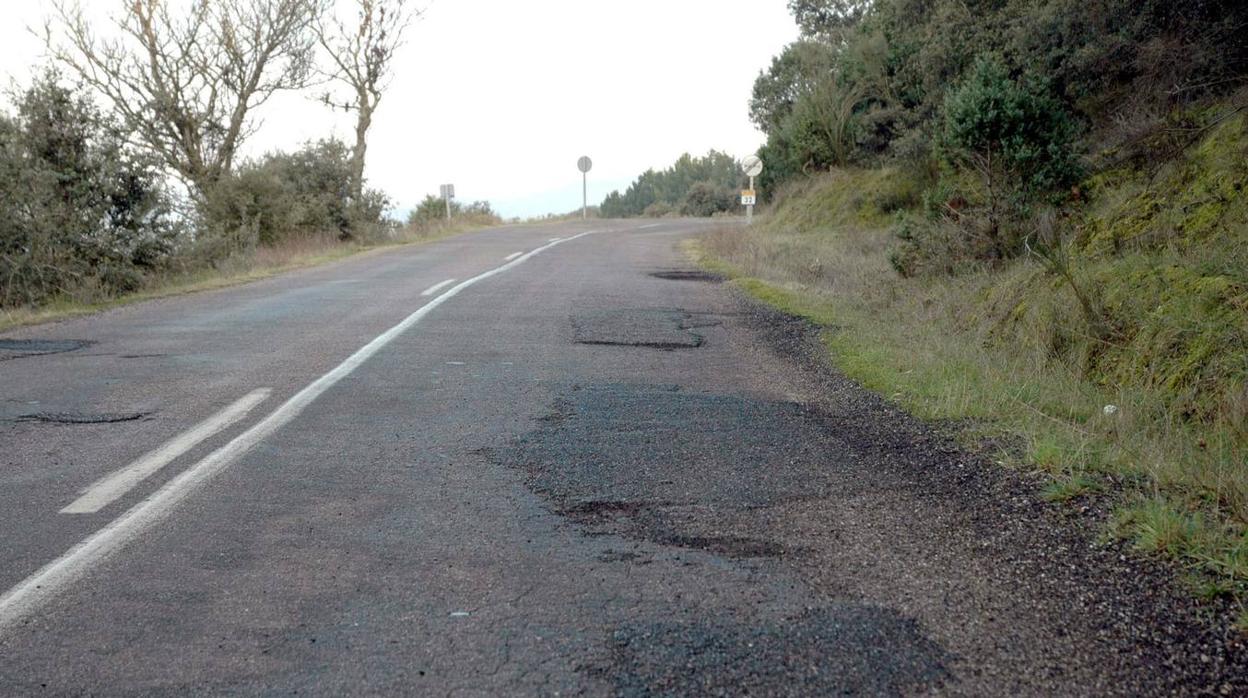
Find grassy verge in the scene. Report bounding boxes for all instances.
[0,221,498,333]
[693,157,1248,625]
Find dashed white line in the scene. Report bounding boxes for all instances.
[638,223,663,230]
[548,237,562,242]
[420,278,456,297]
[0,230,601,636]
[60,389,271,515]
[504,251,524,261]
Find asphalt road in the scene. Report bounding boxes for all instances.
[0,219,1245,695]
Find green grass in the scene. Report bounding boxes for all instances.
[692,130,1248,622]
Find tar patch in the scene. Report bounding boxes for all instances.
[601,605,950,696]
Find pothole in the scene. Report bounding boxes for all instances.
[17,411,150,424]
[571,309,705,349]
[0,339,94,360]
[648,270,722,283]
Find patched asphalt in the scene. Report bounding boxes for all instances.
[0,218,1245,695]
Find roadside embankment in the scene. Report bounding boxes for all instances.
[694,112,1248,626]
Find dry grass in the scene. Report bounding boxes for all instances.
[0,221,502,333]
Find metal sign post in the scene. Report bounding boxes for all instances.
[439,183,455,221]
[741,156,764,223]
[577,156,593,220]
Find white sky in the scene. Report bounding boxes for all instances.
[0,1,798,218]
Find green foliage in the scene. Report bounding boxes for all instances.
[600,151,744,218]
[788,0,872,38]
[680,182,737,217]
[0,72,176,307]
[406,196,500,233]
[749,40,841,135]
[200,138,390,252]
[942,56,1081,197]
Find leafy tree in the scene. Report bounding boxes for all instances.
[749,41,841,135]
[788,0,872,38]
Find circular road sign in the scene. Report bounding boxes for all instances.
[577,156,593,173]
[742,155,764,178]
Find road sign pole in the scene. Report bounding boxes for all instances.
[741,155,764,225]
[446,196,451,221]
[747,175,755,223]
[577,156,593,220]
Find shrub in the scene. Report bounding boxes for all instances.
[680,182,737,217]
[642,201,677,217]
[0,72,177,306]
[405,196,501,234]
[943,56,1082,199]
[199,138,389,251]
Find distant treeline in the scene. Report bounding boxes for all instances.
[600,151,746,218]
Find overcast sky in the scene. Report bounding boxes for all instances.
[0,1,798,218]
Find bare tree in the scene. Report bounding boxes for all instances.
[316,0,416,202]
[44,0,322,196]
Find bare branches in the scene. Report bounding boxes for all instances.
[44,0,321,194]
[315,0,416,201]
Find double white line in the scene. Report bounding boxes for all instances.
[0,230,598,635]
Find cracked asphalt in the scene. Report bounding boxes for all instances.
[0,219,1245,695]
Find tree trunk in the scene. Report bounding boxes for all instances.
[350,91,373,203]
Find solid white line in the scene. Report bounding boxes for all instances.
[504,251,523,261]
[0,230,600,636]
[420,278,456,297]
[60,389,271,515]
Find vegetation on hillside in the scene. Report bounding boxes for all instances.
[703,0,1248,621]
[600,150,746,218]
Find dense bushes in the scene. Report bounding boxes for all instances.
[0,74,176,306]
[200,139,390,253]
[753,0,1248,266]
[600,151,744,218]
[406,196,501,234]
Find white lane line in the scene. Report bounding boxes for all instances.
[60,389,271,515]
[420,278,456,297]
[0,229,600,636]
[504,251,523,261]
[638,223,663,230]
[548,237,562,242]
